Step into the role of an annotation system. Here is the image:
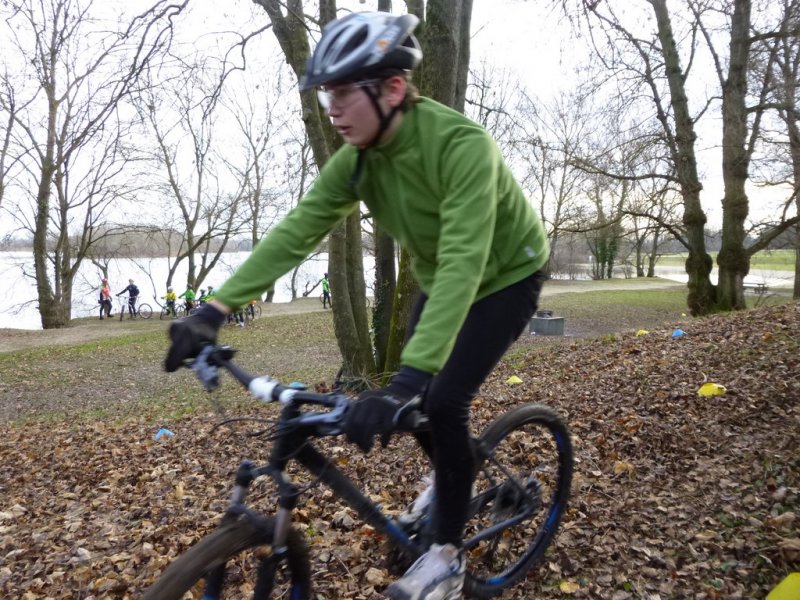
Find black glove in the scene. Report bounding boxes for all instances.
[344,366,432,453]
[164,302,227,372]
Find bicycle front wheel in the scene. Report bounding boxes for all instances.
[463,404,572,598]
[138,303,153,319]
[142,516,312,600]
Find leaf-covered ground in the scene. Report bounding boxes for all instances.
[1,302,798,599]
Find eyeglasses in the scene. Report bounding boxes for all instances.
[316,79,383,110]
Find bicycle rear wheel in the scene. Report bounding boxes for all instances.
[462,404,572,598]
[142,515,312,600]
[138,303,152,319]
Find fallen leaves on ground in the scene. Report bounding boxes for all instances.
[0,303,798,599]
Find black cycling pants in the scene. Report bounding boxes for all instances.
[409,269,545,546]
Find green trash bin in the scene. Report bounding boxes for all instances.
[530,310,565,336]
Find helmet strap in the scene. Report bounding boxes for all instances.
[349,84,402,187]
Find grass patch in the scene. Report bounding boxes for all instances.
[538,287,690,338]
[659,249,796,271]
[1,286,791,426]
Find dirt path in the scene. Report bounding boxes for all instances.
[0,297,329,353]
[0,279,683,354]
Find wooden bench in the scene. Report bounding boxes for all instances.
[743,281,770,307]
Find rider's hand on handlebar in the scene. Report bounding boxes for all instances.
[164,303,227,372]
[344,366,431,453]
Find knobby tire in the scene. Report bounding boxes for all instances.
[463,404,573,598]
[142,516,311,600]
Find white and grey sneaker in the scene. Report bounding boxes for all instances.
[385,543,465,600]
[398,474,435,526]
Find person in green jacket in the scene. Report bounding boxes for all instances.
[178,284,196,313]
[164,12,548,600]
[321,273,331,309]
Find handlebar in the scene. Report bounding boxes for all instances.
[190,345,428,435]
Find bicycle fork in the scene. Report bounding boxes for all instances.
[227,460,299,548]
[202,461,300,598]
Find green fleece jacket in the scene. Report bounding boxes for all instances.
[216,97,549,373]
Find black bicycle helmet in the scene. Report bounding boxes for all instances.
[300,12,422,91]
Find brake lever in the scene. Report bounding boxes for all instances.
[191,345,221,391]
[392,394,426,429]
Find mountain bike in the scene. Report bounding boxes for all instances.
[118,296,152,320]
[142,345,573,599]
[318,291,332,308]
[245,301,262,322]
[159,303,179,320]
[162,301,197,319]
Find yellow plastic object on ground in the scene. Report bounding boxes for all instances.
[636,329,649,336]
[766,573,800,600]
[697,382,727,397]
[506,375,523,385]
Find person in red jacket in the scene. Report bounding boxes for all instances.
[98,279,112,319]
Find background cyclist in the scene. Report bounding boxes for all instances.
[162,287,177,317]
[178,284,196,314]
[321,272,331,308]
[116,279,140,318]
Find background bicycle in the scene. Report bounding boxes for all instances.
[158,301,199,319]
[142,346,573,599]
[245,300,262,322]
[118,296,152,320]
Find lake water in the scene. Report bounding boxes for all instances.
[0,251,363,330]
[1,251,791,330]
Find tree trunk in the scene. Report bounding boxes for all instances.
[33,92,60,328]
[373,226,396,372]
[651,0,716,315]
[328,216,371,383]
[716,0,752,310]
[383,248,418,382]
[346,211,375,374]
[416,0,472,110]
[795,222,800,300]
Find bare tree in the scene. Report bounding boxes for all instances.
[751,0,800,299]
[0,78,26,211]
[135,60,247,292]
[561,0,799,313]
[253,0,376,384]
[513,87,597,277]
[0,0,187,328]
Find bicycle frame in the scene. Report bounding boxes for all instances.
[224,400,428,564]
[217,400,542,570]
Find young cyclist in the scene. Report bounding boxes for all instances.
[321,272,331,308]
[164,12,548,600]
[99,279,112,319]
[116,279,140,319]
[162,287,177,317]
[178,284,196,313]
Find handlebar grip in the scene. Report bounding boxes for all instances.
[248,375,280,403]
[395,409,427,432]
[392,396,429,432]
